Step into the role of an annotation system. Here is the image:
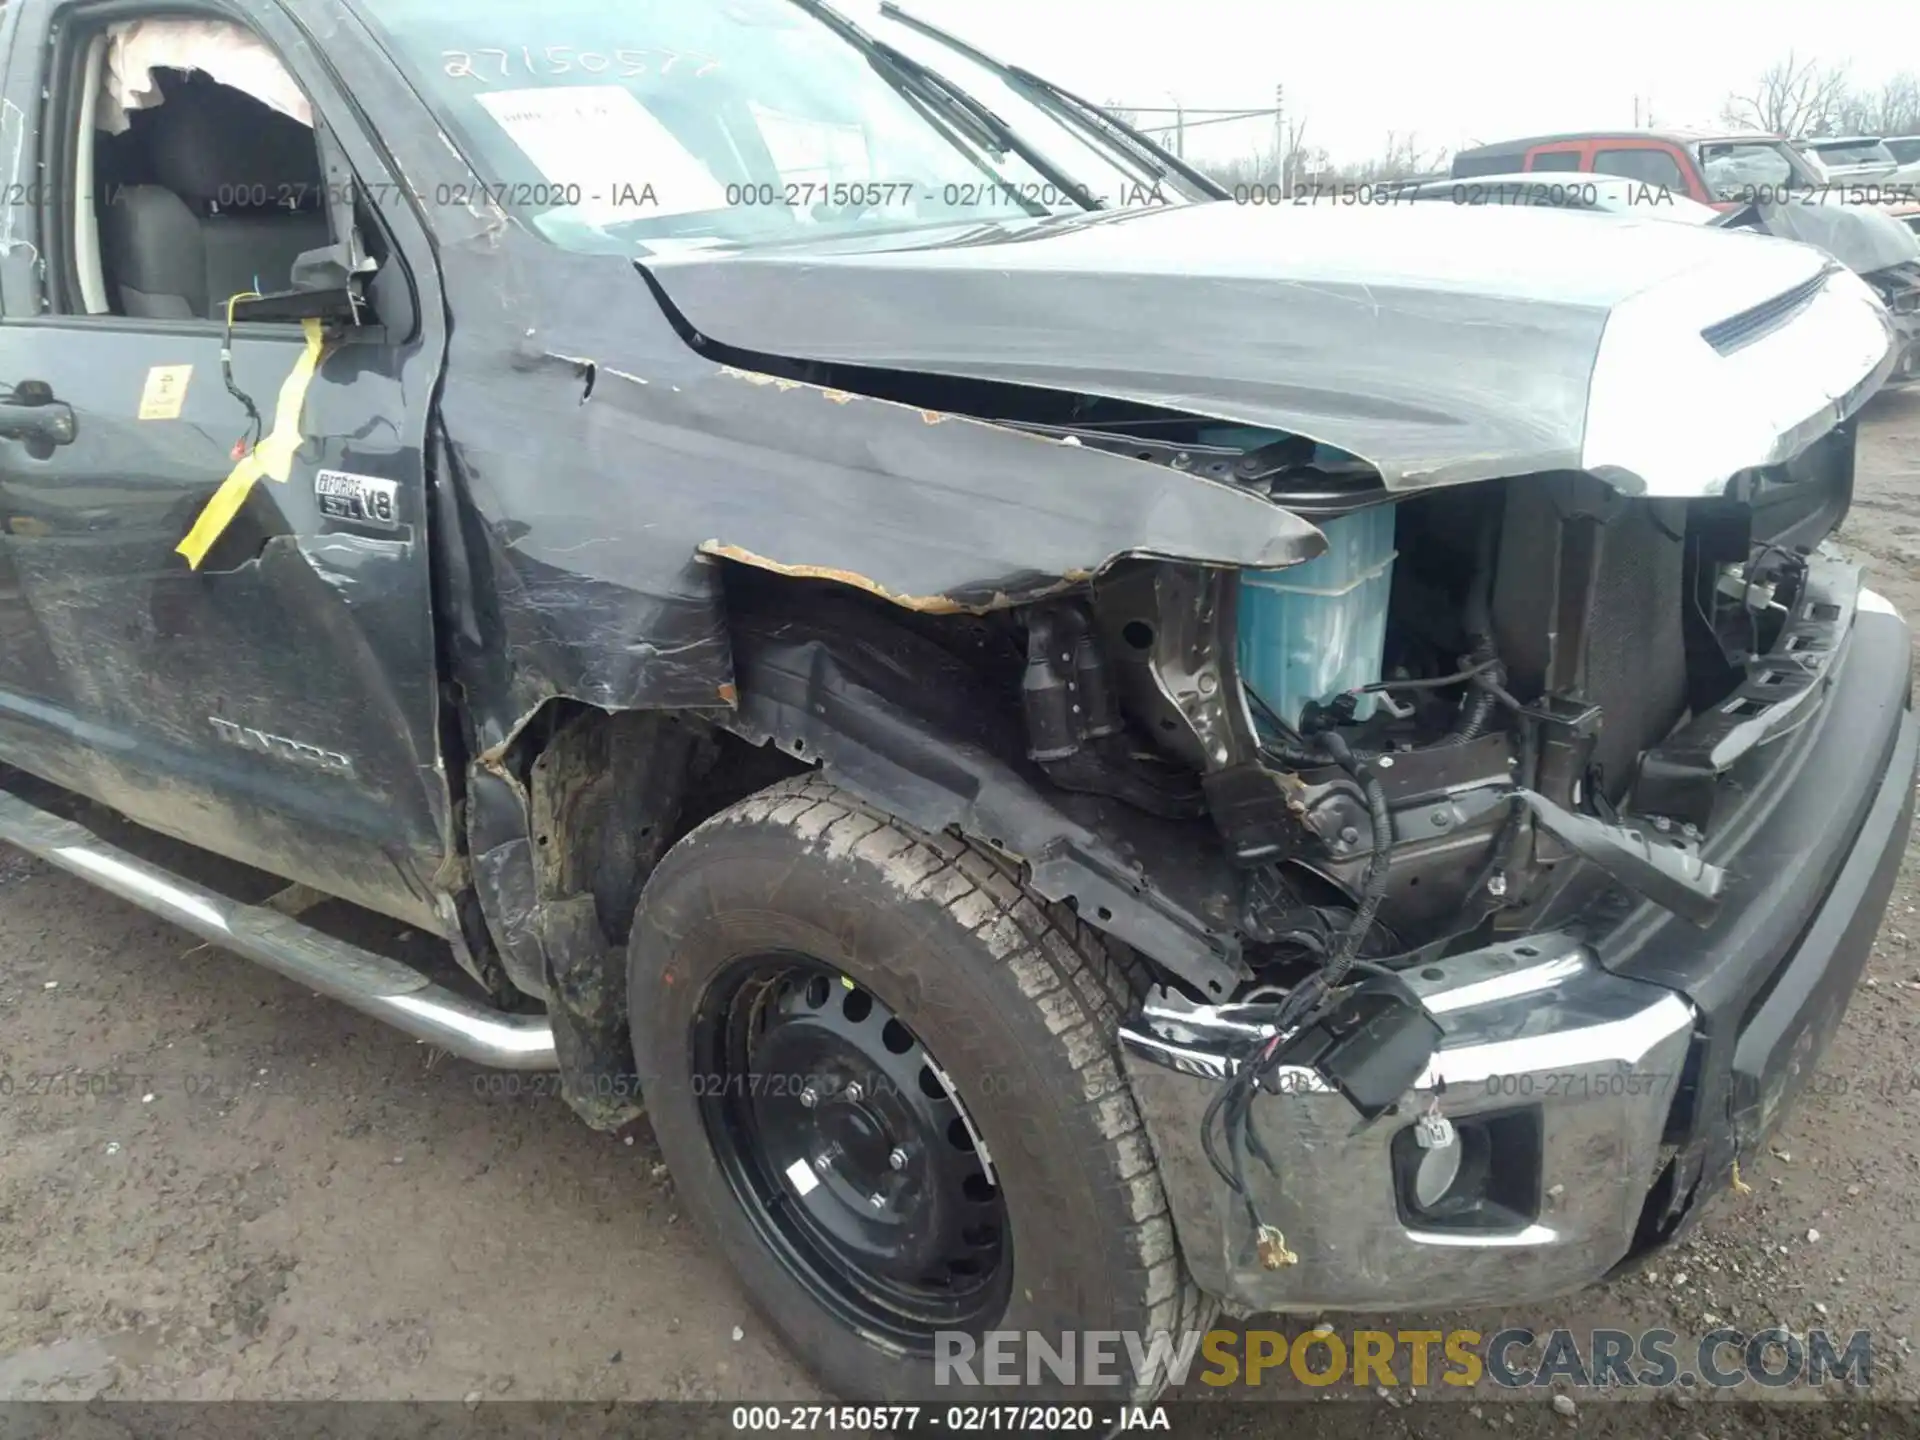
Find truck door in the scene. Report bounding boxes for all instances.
[0,4,452,928]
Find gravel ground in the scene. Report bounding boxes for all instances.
[1,389,1918,1437]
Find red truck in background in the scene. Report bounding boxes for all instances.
[1451,127,1918,214]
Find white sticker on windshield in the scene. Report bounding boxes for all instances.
[475,85,727,223]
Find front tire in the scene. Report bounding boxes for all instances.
[629,776,1208,1402]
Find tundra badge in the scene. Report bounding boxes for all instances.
[208,717,353,774]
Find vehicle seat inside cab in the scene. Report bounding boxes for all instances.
[99,70,330,319]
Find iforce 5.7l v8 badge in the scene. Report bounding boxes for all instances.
[314,469,400,529]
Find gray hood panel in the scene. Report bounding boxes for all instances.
[644,203,1857,490]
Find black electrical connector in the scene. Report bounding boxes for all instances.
[1200,965,1441,1268]
[1259,971,1442,1121]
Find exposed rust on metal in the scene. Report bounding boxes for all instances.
[697,540,1092,615]
[699,542,971,613]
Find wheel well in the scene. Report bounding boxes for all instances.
[478,565,1244,1138]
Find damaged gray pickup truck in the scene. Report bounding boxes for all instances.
[0,0,1914,1406]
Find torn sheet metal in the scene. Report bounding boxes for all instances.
[423,232,1322,746]
[641,200,1892,497]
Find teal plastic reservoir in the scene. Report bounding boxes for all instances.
[1237,506,1397,729]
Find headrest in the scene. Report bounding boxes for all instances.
[144,73,322,206]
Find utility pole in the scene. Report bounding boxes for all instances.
[1274,83,1286,187]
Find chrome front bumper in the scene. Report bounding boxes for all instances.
[1119,931,1696,1312]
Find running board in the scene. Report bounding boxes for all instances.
[0,786,556,1070]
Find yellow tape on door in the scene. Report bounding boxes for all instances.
[176,317,327,570]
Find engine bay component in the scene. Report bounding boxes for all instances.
[1238,505,1397,731]
[1019,599,1204,818]
[1520,789,1725,926]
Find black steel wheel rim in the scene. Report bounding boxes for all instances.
[692,953,1013,1349]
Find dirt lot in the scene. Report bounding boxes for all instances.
[2,390,1918,1436]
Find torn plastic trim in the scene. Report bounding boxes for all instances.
[1630,552,1860,830]
[725,608,1248,999]
[1521,790,1726,928]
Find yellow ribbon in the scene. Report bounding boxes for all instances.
[176,317,327,570]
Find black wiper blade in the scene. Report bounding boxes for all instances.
[878,1,1227,202]
[873,39,1101,210]
[786,0,1085,216]
[1005,66,1228,200]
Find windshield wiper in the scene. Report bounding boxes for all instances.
[879,2,1229,203]
[878,40,1104,209]
[788,0,1093,216]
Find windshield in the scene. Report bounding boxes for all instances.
[1696,139,1824,200]
[1890,138,1920,165]
[1811,140,1896,167]
[360,0,1075,253]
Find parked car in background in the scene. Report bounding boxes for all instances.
[1801,136,1903,182]
[1889,136,1920,166]
[1401,172,1720,223]
[1452,128,1828,208]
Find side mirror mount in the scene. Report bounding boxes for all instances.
[230,118,381,327]
[227,272,361,325]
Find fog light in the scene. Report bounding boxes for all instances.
[1413,1138,1464,1209]
[1391,1109,1541,1230]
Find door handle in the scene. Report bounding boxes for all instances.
[0,381,77,448]
[0,401,77,446]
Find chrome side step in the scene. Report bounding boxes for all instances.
[0,786,556,1070]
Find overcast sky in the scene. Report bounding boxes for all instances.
[887,0,1913,165]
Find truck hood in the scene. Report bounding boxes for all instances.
[643,202,1896,497]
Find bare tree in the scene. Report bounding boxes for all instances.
[1189,111,1308,191]
[1278,113,1309,190]
[1200,129,1449,191]
[1833,72,1920,136]
[1721,52,1852,136]
[1200,151,1276,191]
[1330,131,1450,183]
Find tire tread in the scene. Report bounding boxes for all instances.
[697,774,1213,1397]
